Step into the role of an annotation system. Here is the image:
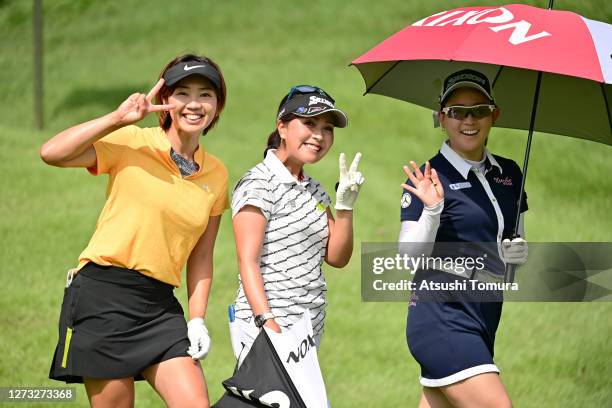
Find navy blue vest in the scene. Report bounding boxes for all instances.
[401,151,527,275]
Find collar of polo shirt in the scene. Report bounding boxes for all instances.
[440,141,502,179]
[264,150,312,186]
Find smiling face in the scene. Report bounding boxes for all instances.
[276,113,335,171]
[165,75,218,136]
[439,87,500,161]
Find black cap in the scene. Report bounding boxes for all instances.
[163,61,222,91]
[439,69,494,106]
[277,93,348,128]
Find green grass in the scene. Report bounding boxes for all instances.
[1,0,611,406]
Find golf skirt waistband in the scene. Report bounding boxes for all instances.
[49,262,190,383]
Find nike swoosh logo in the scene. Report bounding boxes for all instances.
[184,64,206,71]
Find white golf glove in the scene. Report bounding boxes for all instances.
[187,317,211,359]
[502,237,528,265]
[335,152,365,211]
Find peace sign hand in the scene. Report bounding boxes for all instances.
[401,161,444,207]
[113,78,175,126]
[335,152,365,211]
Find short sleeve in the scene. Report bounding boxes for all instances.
[512,161,528,213]
[87,126,136,175]
[400,179,425,222]
[210,181,229,216]
[231,174,275,220]
[320,190,332,208]
[519,190,528,213]
[310,179,331,209]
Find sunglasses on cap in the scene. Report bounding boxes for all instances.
[286,85,335,104]
[441,104,496,120]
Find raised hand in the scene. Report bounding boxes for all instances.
[335,152,365,211]
[401,161,444,207]
[113,78,175,126]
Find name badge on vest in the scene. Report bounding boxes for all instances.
[449,182,472,190]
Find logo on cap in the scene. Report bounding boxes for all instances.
[440,69,493,104]
[447,72,487,87]
[184,64,207,71]
[306,106,326,114]
[309,95,334,108]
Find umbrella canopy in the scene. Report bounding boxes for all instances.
[352,3,612,145]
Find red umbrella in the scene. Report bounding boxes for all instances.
[352,3,611,142]
[351,2,612,280]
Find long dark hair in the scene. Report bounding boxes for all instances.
[155,53,227,135]
[264,94,294,158]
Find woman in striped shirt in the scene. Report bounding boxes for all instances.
[231,85,364,353]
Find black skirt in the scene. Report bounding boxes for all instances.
[49,263,190,383]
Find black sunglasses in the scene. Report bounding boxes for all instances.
[286,85,335,104]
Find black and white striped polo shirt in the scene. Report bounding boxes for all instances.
[232,150,331,343]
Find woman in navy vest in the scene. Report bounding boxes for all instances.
[399,69,528,408]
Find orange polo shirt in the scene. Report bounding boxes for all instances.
[77,125,228,287]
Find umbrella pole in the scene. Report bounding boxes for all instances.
[506,1,556,280]
[505,70,544,283]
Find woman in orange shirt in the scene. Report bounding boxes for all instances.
[42,54,228,407]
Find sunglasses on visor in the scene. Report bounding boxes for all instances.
[286,85,335,104]
[441,104,496,120]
